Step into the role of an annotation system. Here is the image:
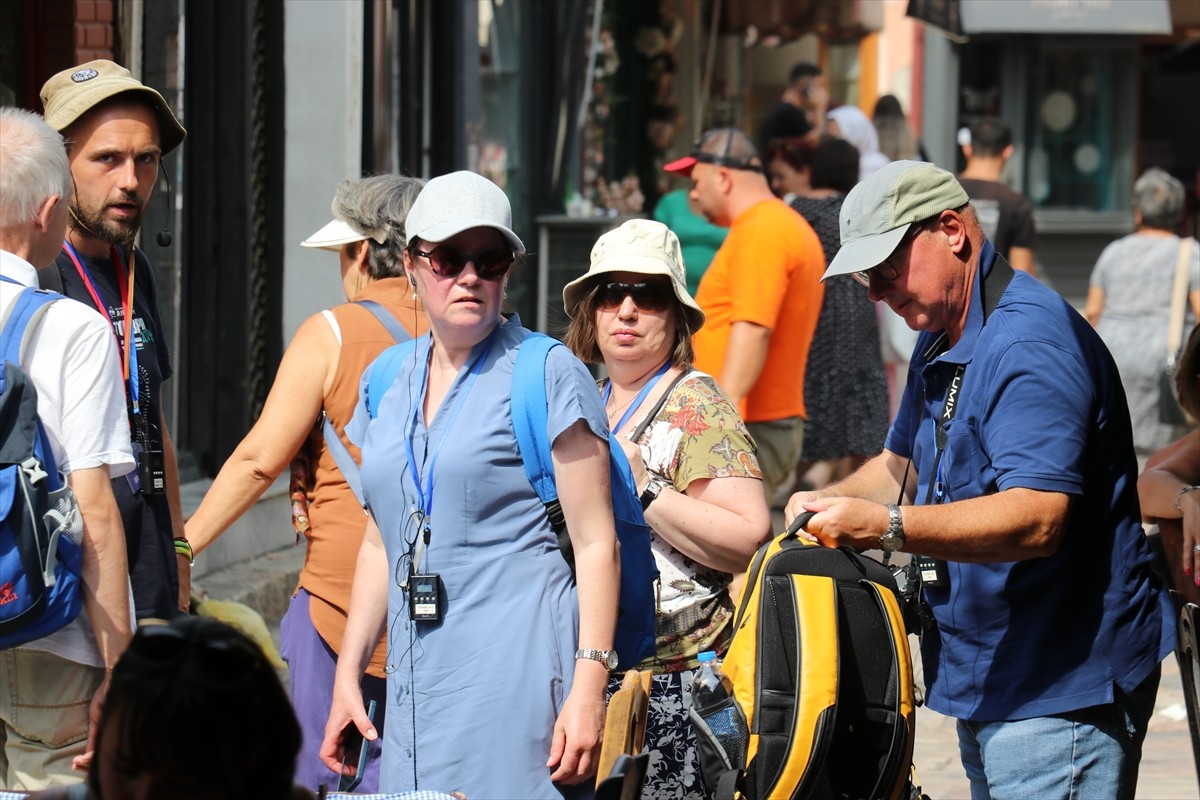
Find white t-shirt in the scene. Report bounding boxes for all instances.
[1,250,135,667]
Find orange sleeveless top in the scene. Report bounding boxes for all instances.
[298,277,426,678]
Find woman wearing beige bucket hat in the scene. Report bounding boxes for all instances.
[563,218,770,798]
[184,175,427,793]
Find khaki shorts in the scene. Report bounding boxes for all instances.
[0,648,102,790]
[747,416,804,502]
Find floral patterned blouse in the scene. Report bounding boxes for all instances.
[609,369,762,671]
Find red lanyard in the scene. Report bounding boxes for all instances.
[61,241,137,383]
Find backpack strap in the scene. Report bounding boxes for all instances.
[318,304,413,506]
[1,282,61,366]
[365,339,419,420]
[510,334,572,563]
[319,338,420,508]
[355,299,411,344]
[510,334,560,505]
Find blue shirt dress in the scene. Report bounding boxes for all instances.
[346,315,608,798]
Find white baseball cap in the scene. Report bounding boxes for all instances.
[404,171,525,253]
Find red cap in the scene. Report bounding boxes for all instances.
[662,155,698,176]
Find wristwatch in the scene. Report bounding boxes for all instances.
[576,648,619,671]
[640,478,666,511]
[879,504,906,553]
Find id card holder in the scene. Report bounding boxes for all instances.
[408,573,443,622]
[126,441,143,493]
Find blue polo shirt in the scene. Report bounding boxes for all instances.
[885,241,1175,722]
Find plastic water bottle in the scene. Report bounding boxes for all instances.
[690,650,746,779]
[691,650,733,711]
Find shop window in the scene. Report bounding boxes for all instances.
[1023,41,1135,212]
[0,1,24,107]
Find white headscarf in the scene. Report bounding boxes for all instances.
[827,105,890,182]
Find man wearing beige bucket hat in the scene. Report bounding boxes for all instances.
[664,128,826,503]
[37,60,192,624]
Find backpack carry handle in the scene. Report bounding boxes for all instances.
[785,511,816,539]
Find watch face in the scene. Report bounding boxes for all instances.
[880,533,903,553]
[604,650,619,670]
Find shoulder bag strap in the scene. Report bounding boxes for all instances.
[628,368,691,442]
[1167,238,1193,361]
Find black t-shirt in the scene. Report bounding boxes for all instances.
[957,177,1036,260]
[51,245,179,619]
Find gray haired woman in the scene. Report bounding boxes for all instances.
[185,174,428,793]
[1086,167,1200,460]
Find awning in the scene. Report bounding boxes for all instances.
[907,0,1173,40]
[724,0,883,43]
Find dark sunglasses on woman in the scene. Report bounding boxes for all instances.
[410,244,515,280]
[132,619,265,680]
[596,280,674,312]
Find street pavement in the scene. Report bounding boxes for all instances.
[244,528,1198,799]
[911,648,1197,799]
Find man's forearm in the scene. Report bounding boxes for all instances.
[161,417,186,539]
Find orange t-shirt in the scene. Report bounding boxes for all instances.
[693,198,825,422]
[299,277,427,679]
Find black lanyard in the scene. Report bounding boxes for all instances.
[920,257,1015,506]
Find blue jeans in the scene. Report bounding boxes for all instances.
[956,666,1160,800]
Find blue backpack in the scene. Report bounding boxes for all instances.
[364,332,658,670]
[0,280,84,649]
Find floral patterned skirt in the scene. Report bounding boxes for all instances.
[609,670,705,800]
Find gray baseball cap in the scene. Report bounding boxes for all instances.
[823,160,968,280]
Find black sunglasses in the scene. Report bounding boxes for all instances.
[596,281,674,312]
[411,244,514,280]
[852,222,927,287]
[131,620,264,679]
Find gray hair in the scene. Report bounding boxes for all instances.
[1132,167,1184,230]
[0,108,71,228]
[332,175,426,279]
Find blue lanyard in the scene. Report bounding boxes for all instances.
[61,241,142,419]
[403,327,500,526]
[603,359,672,433]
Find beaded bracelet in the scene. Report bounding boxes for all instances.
[174,537,194,566]
[1174,485,1200,515]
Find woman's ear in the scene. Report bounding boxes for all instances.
[353,240,371,273]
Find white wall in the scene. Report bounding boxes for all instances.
[282,0,363,341]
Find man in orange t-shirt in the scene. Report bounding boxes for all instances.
[665,128,825,500]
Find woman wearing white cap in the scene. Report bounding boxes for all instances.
[322,171,620,796]
[185,175,427,793]
[562,219,770,798]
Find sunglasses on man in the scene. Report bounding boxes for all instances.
[410,244,515,280]
[852,221,929,287]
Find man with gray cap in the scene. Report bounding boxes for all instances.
[0,107,134,789]
[38,60,191,622]
[784,160,1173,797]
[665,128,825,503]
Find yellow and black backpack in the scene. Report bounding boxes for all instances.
[690,512,917,799]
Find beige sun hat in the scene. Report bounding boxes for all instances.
[562,218,705,330]
[40,60,186,154]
